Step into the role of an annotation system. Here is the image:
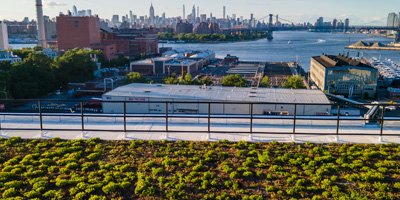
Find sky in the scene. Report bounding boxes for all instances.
[0,0,397,25]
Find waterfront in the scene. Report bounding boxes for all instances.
[10,32,400,72]
[163,31,400,71]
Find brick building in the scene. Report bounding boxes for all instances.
[57,14,158,59]
[175,21,193,34]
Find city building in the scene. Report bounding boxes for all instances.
[0,51,22,64]
[102,83,331,115]
[310,54,378,98]
[40,48,59,59]
[44,16,57,40]
[100,28,158,58]
[149,3,155,25]
[56,14,117,59]
[195,22,220,34]
[130,49,215,75]
[176,21,193,34]
[0,21,9,49]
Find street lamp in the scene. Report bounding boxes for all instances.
[0,91,7,99]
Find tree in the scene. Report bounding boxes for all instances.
[259,76,270,87]
[52,48,97,88]
[7,64,57,99]
[222,74,248,87]
[163,73,179,84]
[11,49,33,60]
[282,76,305,89]
[22,52,53,71]
[180,73,193,85]
[125,72,147,84]
[33,46,44,51]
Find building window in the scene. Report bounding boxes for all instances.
[75,21,79,27]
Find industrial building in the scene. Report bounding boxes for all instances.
[102,83,331,115]
[310,54,378,98]
[130,49,215,75]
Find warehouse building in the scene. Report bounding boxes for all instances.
[102,83,331,115]
[310,54,378,98]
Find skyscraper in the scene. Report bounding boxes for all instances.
[183,5,185,21]
[197,6,199,18]
[223,6,226,19]
[192,5,196,23]
[72,5,77,16]
[150,3,155,25]
[129,10,133,24]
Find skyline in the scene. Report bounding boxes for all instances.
[0,0,398,25]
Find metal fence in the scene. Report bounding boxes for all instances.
[0,99,400,137]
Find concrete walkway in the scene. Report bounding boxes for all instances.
[1,115,400,144]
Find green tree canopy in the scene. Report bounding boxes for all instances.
[163,73,179,84]
[125,72,147,84]
[11,48,33,60]
[22,52,53,71]
[33,46,44,51]
[259,76,270,87]
[222,74,248,87]
[7,64,57,99]
[282,76,305,89]
[52,48,97,87]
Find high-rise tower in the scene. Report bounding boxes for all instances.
[183,5,185,21]
[223,6,226,19]
[192,5,196,23]
[36,0,47,48]
[149,3,155,24]
[72,5,77,16]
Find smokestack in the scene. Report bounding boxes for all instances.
[36,0,47,48]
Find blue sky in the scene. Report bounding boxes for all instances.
[0,0,397,25]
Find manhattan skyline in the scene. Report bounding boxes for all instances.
[0,0,397,25]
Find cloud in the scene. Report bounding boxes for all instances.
[43,1,67,8]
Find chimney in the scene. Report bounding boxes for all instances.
[36,0,47,48]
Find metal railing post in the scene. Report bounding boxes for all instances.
[293,104,297,134]
[336,105,341,135]
[166,103,169,132]
[38,101,43,131]
[80,102,84,131]
[380,105,385,136]
[123,101,127,132]
[250,104,253,134]
[208,103,211,133]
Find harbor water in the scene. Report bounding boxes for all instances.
[163,31,400,71]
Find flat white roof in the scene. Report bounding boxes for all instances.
[103,83,331,104]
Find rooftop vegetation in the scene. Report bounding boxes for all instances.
[0,137,400,199]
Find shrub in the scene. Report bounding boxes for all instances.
[3,188,17,198]
[230,171,239,179]
[102,182,119,194]
[243,171,254,177]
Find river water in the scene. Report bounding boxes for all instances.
[12,32,400,71]
[162,31,400,71]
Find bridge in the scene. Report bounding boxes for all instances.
[222,14,400,42]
